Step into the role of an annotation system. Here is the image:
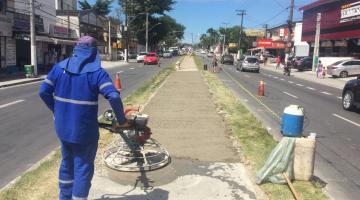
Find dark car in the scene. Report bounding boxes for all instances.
[342,76,360,111]
[221,54,234,65]
[297,57,313,71]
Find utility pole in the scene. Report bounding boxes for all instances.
[145,12,149,52]
[312,13,321,72]
[30,0,37,76]
[285,0,295,64]
[264,24,268,39]
[124,0,128,62]
[108,19,112,60]
[222,22,229,55]
[236,9,246,59]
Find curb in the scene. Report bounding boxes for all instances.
[0,78,44,89]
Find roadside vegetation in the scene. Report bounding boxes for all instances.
[0,57,183,200]
[193,55,328,200]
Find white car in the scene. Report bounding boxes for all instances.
[163,51,172,58]
[207,51,214,57]
[136,52,147,63]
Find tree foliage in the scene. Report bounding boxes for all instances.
[118,0,184,49]
[199,25,256,52]
[78,0,114,16]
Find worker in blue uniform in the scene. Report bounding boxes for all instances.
[39,36,128,200]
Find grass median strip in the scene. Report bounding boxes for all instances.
[193,55,327,200]
[0,57,183,200]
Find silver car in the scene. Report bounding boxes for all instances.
[163,51,172,58]
[237,56,260,73]
[327,60,360,78]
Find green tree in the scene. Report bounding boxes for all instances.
[118,0,183,49]
[78,0,114,16]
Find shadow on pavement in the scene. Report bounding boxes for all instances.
[94,188,169,200]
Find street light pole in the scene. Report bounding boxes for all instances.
[145,12,149,52]
[222,22,229,55]
[30,0,37,76]
[236,10,246,59]
[108,19,112,60]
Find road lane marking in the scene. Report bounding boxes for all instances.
[268,74,272,77]
[273,76,278,79]
[321,91,332,95]
[306,87,316,90]
[244,74,250,78]
[222,69,281,121]
[280,78,285,81]
[288,81,294,83]
[283,92,298,99]
[296,84,304,86]
[0,99,25,109]
[117,71,124,73]
[332,114,360,127]
[337,96,342,99]
[130,67,135,69]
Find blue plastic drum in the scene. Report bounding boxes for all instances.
[281,105,304,137]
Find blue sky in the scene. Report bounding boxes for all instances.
[85,0,316,43]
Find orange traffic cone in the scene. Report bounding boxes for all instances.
[258,80,265,96]
[114,72,122,91]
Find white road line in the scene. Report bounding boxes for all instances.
[0,99,25,109]
[117,71,124,73]
[273,76,278,79]
[288,81,294,83]
[130,68,135,70]
[244,74,250,78]
[337,96,342,99]
[332,114,360,127]
[280,78,285,81]
[283,92,298,99]
[306,87,316,90]
[296,83,304,86]
[321,91,332,95]
[268,74,273,77]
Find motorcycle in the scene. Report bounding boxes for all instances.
[283,64,291,76]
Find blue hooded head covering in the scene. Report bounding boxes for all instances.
[58,36,101,74]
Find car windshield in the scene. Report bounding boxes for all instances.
[332,60,348,65]
[146,54,156,57]
[223,55,233,59]
[164,51,170,53]
[139,52,147,55]
[246,57,258,63]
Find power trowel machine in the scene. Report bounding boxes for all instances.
[98,107,170,172]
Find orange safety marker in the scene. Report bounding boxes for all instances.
[258,80,265,96]
[114,72,122,91]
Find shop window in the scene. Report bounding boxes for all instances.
[0,0,5,13]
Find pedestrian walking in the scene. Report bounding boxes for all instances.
[317,60,323,78]
[212,55,218,72]
[39,36,129,200]
[276,55,281,69]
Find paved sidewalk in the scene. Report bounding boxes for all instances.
[89,56,259,200]
[0,61,127,88]
[264,63,353,90]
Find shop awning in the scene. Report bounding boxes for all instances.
[52,38,77,45]
[36,36,53,43]
[299,0,339,11]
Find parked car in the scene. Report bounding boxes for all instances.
[342,76,360,110]
[117,51,124,60]
[136,52,147,63]
[201,50,206,54]
[327,60,360,78]
[237,56,260,73]
[221,54,234,65]
[207,51,214,57]
[156,50,163,57]
[144,52,159,65]
[297,57,313,71]
[163,51,172,58]
[128,52,137,59]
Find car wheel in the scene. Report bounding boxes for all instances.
[340,71,348,78]
[241,67,244,72]
[343,90,354,111]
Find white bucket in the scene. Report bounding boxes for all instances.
[294,134,316,181]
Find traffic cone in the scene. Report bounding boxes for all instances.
[114,72,122,91]
[258,80,265,96]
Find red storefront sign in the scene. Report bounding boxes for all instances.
[256,39,285,49]
[301,0,360,42]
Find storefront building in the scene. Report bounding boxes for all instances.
[301,0,360,58]
[0,13,14,70]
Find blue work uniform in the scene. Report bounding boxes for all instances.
[39,44,126,200]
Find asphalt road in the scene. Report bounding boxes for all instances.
[200,55,360,200]
[0,57,178,189]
